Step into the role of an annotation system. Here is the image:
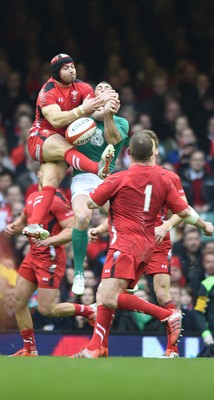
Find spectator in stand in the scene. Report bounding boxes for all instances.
[0,71,30,125]
[59,267,76,303]
[10,113,33,171]
[194,251,214,347]
[170,255,186,288]
[0,135,14,172]
[170,284,198,333]
[0,169,13,231]
[6,184,24,206]
[166,127,198,166]
[180,150,214,212]
[172,227,204,297]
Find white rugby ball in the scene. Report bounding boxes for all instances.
[65,117,96,145]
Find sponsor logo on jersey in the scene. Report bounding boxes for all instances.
[90,128,105,146]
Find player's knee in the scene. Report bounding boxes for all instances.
[14,295,26,312]
[38,303,52,316]
[102,292,117,308]
[76,213,91,230]
[155,286,168,304]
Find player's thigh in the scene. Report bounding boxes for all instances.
[15,274,37,307]
[43,134,72,161]
[37,287,59,311]
[40,160,68,187]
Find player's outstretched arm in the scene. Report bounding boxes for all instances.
[178,206,213,236]
[4,213,27,237]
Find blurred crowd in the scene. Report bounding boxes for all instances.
[1,0,214,337]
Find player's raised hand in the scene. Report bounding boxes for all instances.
[155,225,168,243]
[203,222,214,236]
[82,94,104,114]
[104,98,120,114]
[4,223,16,238]
[99,90,119,104]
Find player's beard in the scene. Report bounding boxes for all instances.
[61,74,76,85]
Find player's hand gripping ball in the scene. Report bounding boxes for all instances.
[65,117,96,145]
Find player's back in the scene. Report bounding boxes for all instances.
[107,164,185,262]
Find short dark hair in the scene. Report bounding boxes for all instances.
[142,129,159,149]
[129,131,153,161]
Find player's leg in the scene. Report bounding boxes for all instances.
[22,160,68,239]
[37,288,96,325]
[43,134,115,179]
[71,194,92,295]
[12,274,38,356]
[153,273,179,358]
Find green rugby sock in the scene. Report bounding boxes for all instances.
[72,228,88,276]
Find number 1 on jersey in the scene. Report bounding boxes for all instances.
[144,184,153,211]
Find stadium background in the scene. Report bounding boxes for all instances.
[1,0,214,357]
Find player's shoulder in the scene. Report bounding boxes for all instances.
[113,115,129,128]
[41,78,56,93]
[54,189,70,204]
[73,79,93,89]
[158,166,180,181]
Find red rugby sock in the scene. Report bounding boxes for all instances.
[29,186,56,224]
[87,305,113,351]
[73,304,94,318]
[102,310,115,348]
[117,293,171,320]
[21,328,37,352]
[161,301,179,352]
[64,148,98,173]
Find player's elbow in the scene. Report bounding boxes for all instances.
[177,206,191,219]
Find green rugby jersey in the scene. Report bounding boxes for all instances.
[72,115,129,177]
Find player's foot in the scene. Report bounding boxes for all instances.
[70,347,101,358]
[72,273,85,295]
[126,284,139,294]
[160,349,179,358]
[10,348,38,357]
[98,144,115,179]
[87,303,97,326]
[22,224,50,240]
[163,309,182,346]
[100,347,108,357]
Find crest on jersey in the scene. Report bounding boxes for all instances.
[71,90,78,101]
[90,128,105,146]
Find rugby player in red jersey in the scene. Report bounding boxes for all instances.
[4,169,96,356]
[70,131,213,358]
[23,53,119,240]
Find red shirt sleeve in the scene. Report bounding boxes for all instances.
[89,173,121,206]
[164,179,188,214]
[38,89,57,109]
[168,170,185,196]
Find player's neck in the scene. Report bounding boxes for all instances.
[130,159,156,167]
[54,79,71,88]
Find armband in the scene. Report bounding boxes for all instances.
[79,105,85,114]
[165,223,173,232]
[182,207,199,225]
[73,108,81,118]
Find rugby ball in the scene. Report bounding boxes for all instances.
[65,117,96,145]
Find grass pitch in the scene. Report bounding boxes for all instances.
[0,357,212,400]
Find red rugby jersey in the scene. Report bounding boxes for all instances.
[23,189,74,259]
[30,77,94,136]
[89,164,188,263]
